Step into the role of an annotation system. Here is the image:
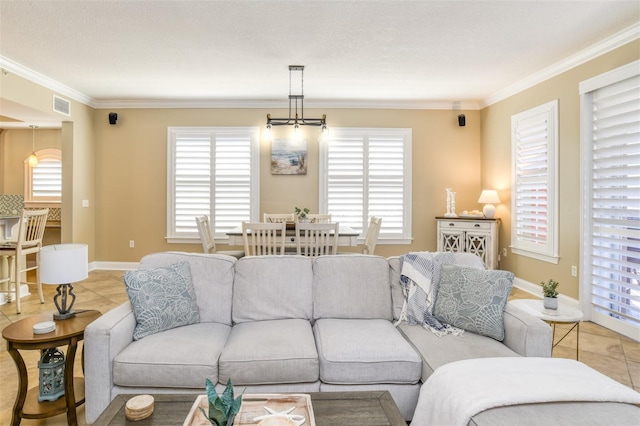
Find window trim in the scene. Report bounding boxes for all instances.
[319,127,412,244]
[510,100,559,264]
[166,126,260,244]
[24,148,62,206]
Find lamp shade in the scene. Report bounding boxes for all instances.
[478,190,501,204]
[40,244,88,284]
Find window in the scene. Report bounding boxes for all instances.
[319,128,412,243]
[580,61,639,340]
[24,149,62,204]
[167,127,260,242]
[510,100,559,263]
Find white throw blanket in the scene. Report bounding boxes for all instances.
[411,357,640,426]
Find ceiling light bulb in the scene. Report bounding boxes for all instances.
[265,123,272,141]
[320,125,329,142]
[28,152,39,167]
[293,123,301,139]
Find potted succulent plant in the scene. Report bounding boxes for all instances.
[540,279,559,310]
[294,207,310,222]
[200,378,242,426]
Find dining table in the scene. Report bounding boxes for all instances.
[225,224,360,247]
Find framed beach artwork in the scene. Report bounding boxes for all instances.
[271,138,307,175]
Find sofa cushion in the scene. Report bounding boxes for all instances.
[233,256,313,323]
[313,255,392,320]
[314,318,421,385]
[219,319,319,385]
[113,322,231,388]
[139,252,236,325]
[434,265,514,341]
[124,261,200,340]
[398,323,518,382]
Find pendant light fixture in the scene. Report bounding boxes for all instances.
[265,65,327,141]
[28,125,39,167]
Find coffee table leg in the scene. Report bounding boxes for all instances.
[7,343,27,426]
[64,336,79,426]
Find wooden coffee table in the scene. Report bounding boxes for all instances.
[95,391,406,425]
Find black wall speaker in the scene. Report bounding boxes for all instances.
[108,112,118,125]
[458,114,466,127]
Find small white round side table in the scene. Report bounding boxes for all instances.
[510,299,583,359]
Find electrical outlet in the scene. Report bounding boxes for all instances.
[502,248,508,257]
[571,265,578,277]
[82,199,89,208]
[129,240,135,248]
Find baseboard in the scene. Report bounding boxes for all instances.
[513,277,579,310]
[0,284,30,305]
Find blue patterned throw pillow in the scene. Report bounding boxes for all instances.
[124,261,200,340]
[434,264,514,341]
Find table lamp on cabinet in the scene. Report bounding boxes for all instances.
[478,190,501,219]
[40,243,88,320]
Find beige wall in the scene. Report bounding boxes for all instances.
[0,72,97,258]
[480,40,640,300]
[94,107,481,261]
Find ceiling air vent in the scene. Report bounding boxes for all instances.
[53,95,71,116]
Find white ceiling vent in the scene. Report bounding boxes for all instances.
[53,95,71,116]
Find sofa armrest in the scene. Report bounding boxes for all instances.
[502,302,552,357]
[84,302,136,424]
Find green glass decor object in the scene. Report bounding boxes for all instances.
[38,348,65,402]
[200,378,242,426]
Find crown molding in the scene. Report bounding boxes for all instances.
[93,98,481,110]
[0,56,97,108]
[481,22,640,108]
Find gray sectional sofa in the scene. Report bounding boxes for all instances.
[84,252,552,424]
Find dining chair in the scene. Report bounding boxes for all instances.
[306,214,332,223]
[0,208,49,314]
[195,216,244,259]
[242,222,286,256]
[337,216,382,255]
[296,222,339,257]
[362,216,382,255]
[263,213,294,223]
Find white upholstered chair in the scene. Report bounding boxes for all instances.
[242,222,286,256]
[263,213,294,223]
[0,208,49,314]
[295,222,339,257]
[195,216,244,259]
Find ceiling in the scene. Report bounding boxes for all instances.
[0,0,638,113]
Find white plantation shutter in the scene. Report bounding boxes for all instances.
[580,62,640,339]
[511,100,558,262]
[320,128,411,242]
[167,127,259,241]
[32,158,62,200]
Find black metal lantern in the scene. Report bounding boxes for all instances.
[38,348,65,401]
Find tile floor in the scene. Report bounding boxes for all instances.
[0,271,638,425]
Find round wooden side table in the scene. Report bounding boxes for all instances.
[2,310,101,426]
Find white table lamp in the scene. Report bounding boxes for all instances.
[40,244,88,320]
[478,190,501,219]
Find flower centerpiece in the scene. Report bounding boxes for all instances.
[540,279,559,310]
[200,378,242,426]
[294,207,310,222]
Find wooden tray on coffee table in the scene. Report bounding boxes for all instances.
[184,393,315,426]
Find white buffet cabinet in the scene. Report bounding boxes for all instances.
[436,217,500,270]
